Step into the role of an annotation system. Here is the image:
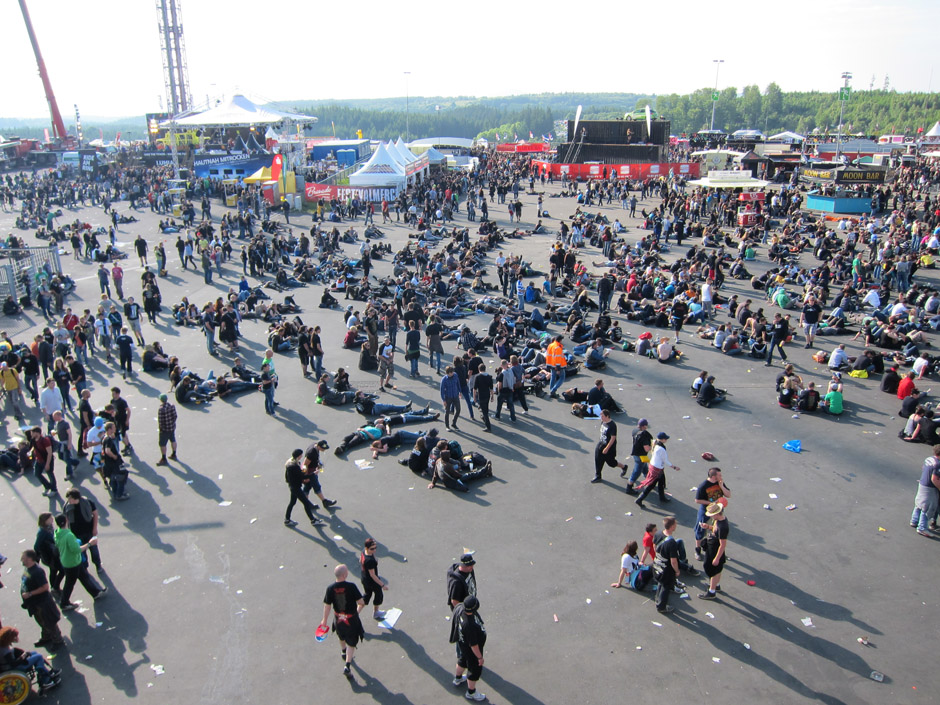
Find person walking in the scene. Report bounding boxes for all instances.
[319,564,366,678]
[20,549,65,649]
[110,387,133,456]
[301,440,337,519]
[359,538,389,621]
[624,418,653,494]
[450,596,488,701]
[0,361,26,422]
[28,426,58,497]
[283,448,322,527]
[54,513,106,610]
[39,378,64,434]
[765,312,790,366]
[155,393,178,466]
[546,335,567,398]
[63,489,103,573]
[33,513,63,600]
[378,337,396,390]
[653,516,680,614]
[441,366,462,431]
[698,503,730,600]
[911,444,940,536]
[592,409,625,483]
[472,365,494,432]
[693,467,731,560]
[635,432,680,509]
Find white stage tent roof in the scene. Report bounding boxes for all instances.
[165,95,314,128]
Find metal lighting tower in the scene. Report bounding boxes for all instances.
[709,59,724,131]
[835,71,852,161]
[156,0,192,116]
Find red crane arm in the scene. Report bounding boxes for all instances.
[18,0,67,141]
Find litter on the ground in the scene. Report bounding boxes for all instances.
[162,575,181,585]
[712,657,721,663]
[769,494,778,499]
[218,501,232,507]
[705,612,715,619]
[801,617,814,627]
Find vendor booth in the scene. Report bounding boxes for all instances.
[801,166,887,214]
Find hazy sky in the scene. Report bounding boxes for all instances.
[2,0,937,121]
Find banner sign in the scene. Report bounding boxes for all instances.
[304,182,400,204]
[532,161,699,181]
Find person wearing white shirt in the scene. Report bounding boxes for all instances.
[862,289,881,309]
[829,344,850,370]
[913,353,931,379]
[701,281,714,320]
[39,378,64,432]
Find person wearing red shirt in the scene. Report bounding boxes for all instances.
[898,371,918,400]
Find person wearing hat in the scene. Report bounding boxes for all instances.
[156,393,178,466]
[625,418,653,494]
[450,595,487,701]
[698,502,730,600]
[693,468,731,561]
[284,449,324,527]
[446,553,478,609]
[300,441,336,518]
[635,432,680,509]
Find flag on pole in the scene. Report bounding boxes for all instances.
[529,131,534,140]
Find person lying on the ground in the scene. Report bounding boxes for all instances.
[216,374,258,398]
[334,420,388,455]
[370,429,428,459]
[231,357,262,383]
[175,375,213,405]
[378,409,441,427]
[356,394,421,417]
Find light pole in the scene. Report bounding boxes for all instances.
[710,59,724,131]
[404,71,411,143]
[835,71,852,161]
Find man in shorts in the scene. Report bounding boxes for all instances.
[450,595,487,701]
[378,337,396,390]
[320,564,365,678]
[800,295,822,349]
[156,394,178,466]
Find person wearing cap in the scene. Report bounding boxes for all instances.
[446,554,478,608]
[284,449,323,527]
[693,468,731,561]
[450,595,487,701]
[359,538,389,621]
[319,564,365,678]
[698,502,730,600]
[84,416,106,472]
[156,393,178,466]
[625,419,653,494]
[301,440,336,515]
[635,432,680,509]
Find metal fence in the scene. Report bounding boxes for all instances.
[0,246,63,301]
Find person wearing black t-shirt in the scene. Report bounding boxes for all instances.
[109,387,133,455]
[450,596,487,701]
[654,517,681,614]
[765,313,790,366]
[472,367,494,432]
[693,468,730,560]
[593,409,625,483]
[359,538,388,620]
[284,449,322,527]
[320,564,365,677]
[625,419,653,493]
[699,503,730,600]
[301,440,336,515]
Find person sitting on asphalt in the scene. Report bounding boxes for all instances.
[696,376,726,408]
[427,449,492,492]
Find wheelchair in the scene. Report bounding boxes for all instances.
[0,661,59,704]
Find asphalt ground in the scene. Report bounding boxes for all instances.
[1,171,938,705]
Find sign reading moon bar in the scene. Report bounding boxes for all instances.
[802,167,886,184]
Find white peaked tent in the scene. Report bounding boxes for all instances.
[768,131,805,143]
[423,146,447,165]
[166,94,313,127]
[923,121,940,143]
[387,140,413,166]
[349,143,407,188]
[395,137,419,162]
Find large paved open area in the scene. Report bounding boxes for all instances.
[2,173,937,705]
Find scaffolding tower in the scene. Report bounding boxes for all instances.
[156,0,191,116]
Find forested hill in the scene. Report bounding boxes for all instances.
[2,89,936,143]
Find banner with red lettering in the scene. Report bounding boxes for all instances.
[304,182,401,204]
[496,142,550,153]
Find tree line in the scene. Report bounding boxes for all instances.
[653,84,940,136]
